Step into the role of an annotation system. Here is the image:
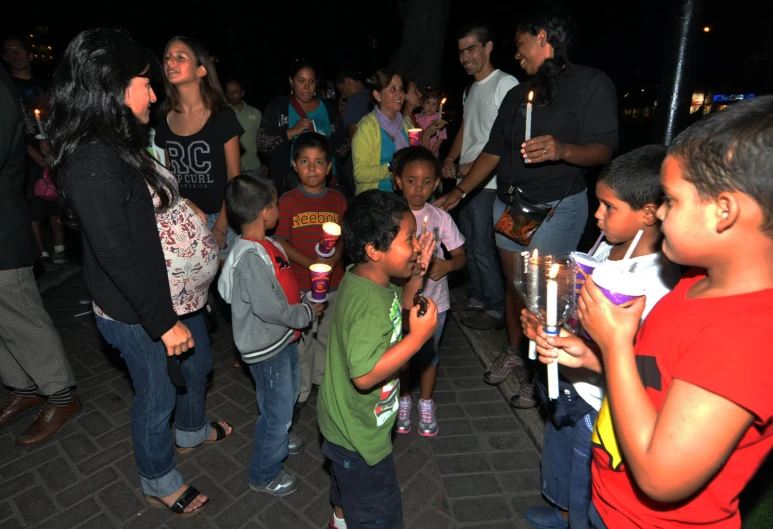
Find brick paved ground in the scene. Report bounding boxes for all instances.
[0,276,548,529]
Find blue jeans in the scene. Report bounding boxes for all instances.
[493,190,588,255]
[540,409,598,529]
[205,212,238,260]
[96,310,213,497]
[589,502,608,529]
[457,188,505,318]
[248,341,300,485]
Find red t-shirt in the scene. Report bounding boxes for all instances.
[274,187,347,292]
[592,269,773,528]
[247,237,303,342]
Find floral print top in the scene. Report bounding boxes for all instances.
[95,165,219,320]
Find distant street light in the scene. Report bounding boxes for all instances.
[703,26,711,32]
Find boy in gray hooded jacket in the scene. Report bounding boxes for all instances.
[218,174,324,498]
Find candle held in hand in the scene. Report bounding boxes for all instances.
[34,109,45,137]
[525,91,533,142]
[316,222,341,257]
[438,97,446,119]
[421,215,428,234]
[526,249,539,360]
[545,263,560,400]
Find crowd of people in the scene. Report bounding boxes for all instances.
[1,4,772,529]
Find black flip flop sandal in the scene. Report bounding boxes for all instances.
[175,421,232,455]
[145,486,209,518]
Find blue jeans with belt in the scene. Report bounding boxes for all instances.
[493,190,588,255]
[96,310,213,497]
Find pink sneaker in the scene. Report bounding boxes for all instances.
[395,397,412,434]
[418,399,438,437]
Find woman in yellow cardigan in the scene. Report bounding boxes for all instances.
[351,69,414,195]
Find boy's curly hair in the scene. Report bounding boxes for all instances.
[343,191,410,264]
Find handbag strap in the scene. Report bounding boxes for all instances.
[508,95,583,220]
[289,95,310,121]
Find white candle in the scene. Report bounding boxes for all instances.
[34,109,45,137]
[527,249,539,360]
[546,263,560,400]
[438,97,446,120]
[525,91,533,142]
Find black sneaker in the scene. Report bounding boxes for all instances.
[39,255,59,274]
[509,367,537,409]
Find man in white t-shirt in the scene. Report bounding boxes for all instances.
[442,24,518,331]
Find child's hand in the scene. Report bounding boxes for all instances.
[519,309,541,341]
[425,119,448,136]
[534,326,592,370]
[311,301,326,319]
[427,258,452,281]
[409,297,438,344]
[578,276,645,355]
[414,231,435,276]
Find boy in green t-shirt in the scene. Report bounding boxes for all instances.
[317,190,438,529]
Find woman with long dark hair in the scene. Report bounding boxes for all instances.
[154,36,243,257]
[48,28,231,518]
[435,7,618,408]
[257,59,351,195]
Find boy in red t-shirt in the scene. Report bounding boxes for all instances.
[218,174,324,498]
[275,133,348,412]
[540,96,773,528]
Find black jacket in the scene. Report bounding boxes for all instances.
[257,95,350,195]
[61,143,178,340]
[0,67,38,270]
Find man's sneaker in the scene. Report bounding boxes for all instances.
[249,470,299,497]
[461,312,505,330]
[509,366,538,409]
[483,348,525,385]
[53,251,67,264]
[417,399,438,437]
[39,255,58,274]
[525,505,569,529]
[449,298,484,312]
[395,396,412,434]
[288,430,305,455]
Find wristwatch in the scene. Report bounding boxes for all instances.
[455,185,467,199]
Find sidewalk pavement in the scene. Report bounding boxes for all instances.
[0,277,548,529]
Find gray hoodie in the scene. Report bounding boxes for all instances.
[218,237,314,364]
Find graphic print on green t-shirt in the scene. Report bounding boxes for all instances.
[373,296,402,427]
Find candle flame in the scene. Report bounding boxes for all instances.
[549,263,560,279]
[440,97,447,105]
[530,248,539,262]
[423,215,428,224]
[34,109,41,116]
[528,91,534,102]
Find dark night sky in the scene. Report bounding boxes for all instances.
[3,0,770,113]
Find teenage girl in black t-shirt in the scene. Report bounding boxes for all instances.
[156,36,242,255]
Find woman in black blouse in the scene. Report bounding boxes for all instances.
[48,29,230,518]
[435,7,618,406]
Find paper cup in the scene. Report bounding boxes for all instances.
[592,263,645,308]
[317,222,341,256]
[309,263,332,302]
[408,128,423,146]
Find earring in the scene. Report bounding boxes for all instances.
[722,211,729,219]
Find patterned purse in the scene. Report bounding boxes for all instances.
[494,186,556,246]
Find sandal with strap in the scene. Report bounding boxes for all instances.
[175,421,232,455]
[145,486,209,518]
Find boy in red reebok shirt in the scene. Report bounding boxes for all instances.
[541,96,773,528]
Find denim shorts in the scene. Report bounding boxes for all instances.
[324,440,403,529]
[541,409,598,529]
[414,310,447,368]
[492,190,588,255]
